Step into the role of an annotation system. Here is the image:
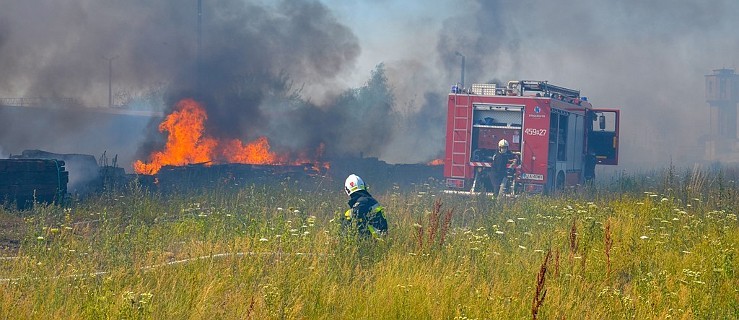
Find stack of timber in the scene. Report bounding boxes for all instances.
[11,150,98,194]
[0,159,68,209]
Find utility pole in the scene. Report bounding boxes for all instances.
[197,0,202,95]
[104,55,118,108]
[198,0,202,56]
[455,51,465,89]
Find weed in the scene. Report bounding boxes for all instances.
[604,217,613,279]
[414,199,454,252]
[569,218,578,262]
[532,248,551,320]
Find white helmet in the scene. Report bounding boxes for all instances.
[344,174,366,195]
[498,139,509,150]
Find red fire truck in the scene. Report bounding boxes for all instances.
[443,80,620,195]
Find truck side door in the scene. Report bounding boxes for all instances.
[587,109,619,165]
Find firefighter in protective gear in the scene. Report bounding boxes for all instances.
[343,174,388,239]
[491,139,516,195]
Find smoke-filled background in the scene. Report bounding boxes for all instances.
[0,0,738,171]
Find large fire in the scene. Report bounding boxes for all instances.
[134,98,324,174]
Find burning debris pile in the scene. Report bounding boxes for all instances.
[134,98,329,176]
[132,98,335,191]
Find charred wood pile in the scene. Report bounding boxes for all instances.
[0,159,68,209]
[328,156,443,191]
[141,156,443,194]
[143,162,325,193]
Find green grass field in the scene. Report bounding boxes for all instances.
[0,166,737,319]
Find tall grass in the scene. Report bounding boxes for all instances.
[0,167,737,319]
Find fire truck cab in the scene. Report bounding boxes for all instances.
[444,80,620,194]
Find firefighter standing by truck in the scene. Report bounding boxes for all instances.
[342,174,387,239]
[491,139,516,196]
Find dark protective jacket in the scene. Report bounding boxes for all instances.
[344,190,388,238]
[491,150,515,179]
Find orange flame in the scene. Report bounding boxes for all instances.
[134,98,327,174]
[133,99,217,174]
[222,137,284,164]
[427,159,444,166]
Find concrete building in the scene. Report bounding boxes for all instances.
[705,68,739,162]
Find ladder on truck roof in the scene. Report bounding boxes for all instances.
[509,80,580,98]
[450,101,470,180]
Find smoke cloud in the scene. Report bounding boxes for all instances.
[344,0,739,169]
[0,0,366,167]
[0,0,737,171]
[383,0,739,168]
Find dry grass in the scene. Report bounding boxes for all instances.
[0,167,738,318]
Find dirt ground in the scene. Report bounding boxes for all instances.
[0,213,25,256]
